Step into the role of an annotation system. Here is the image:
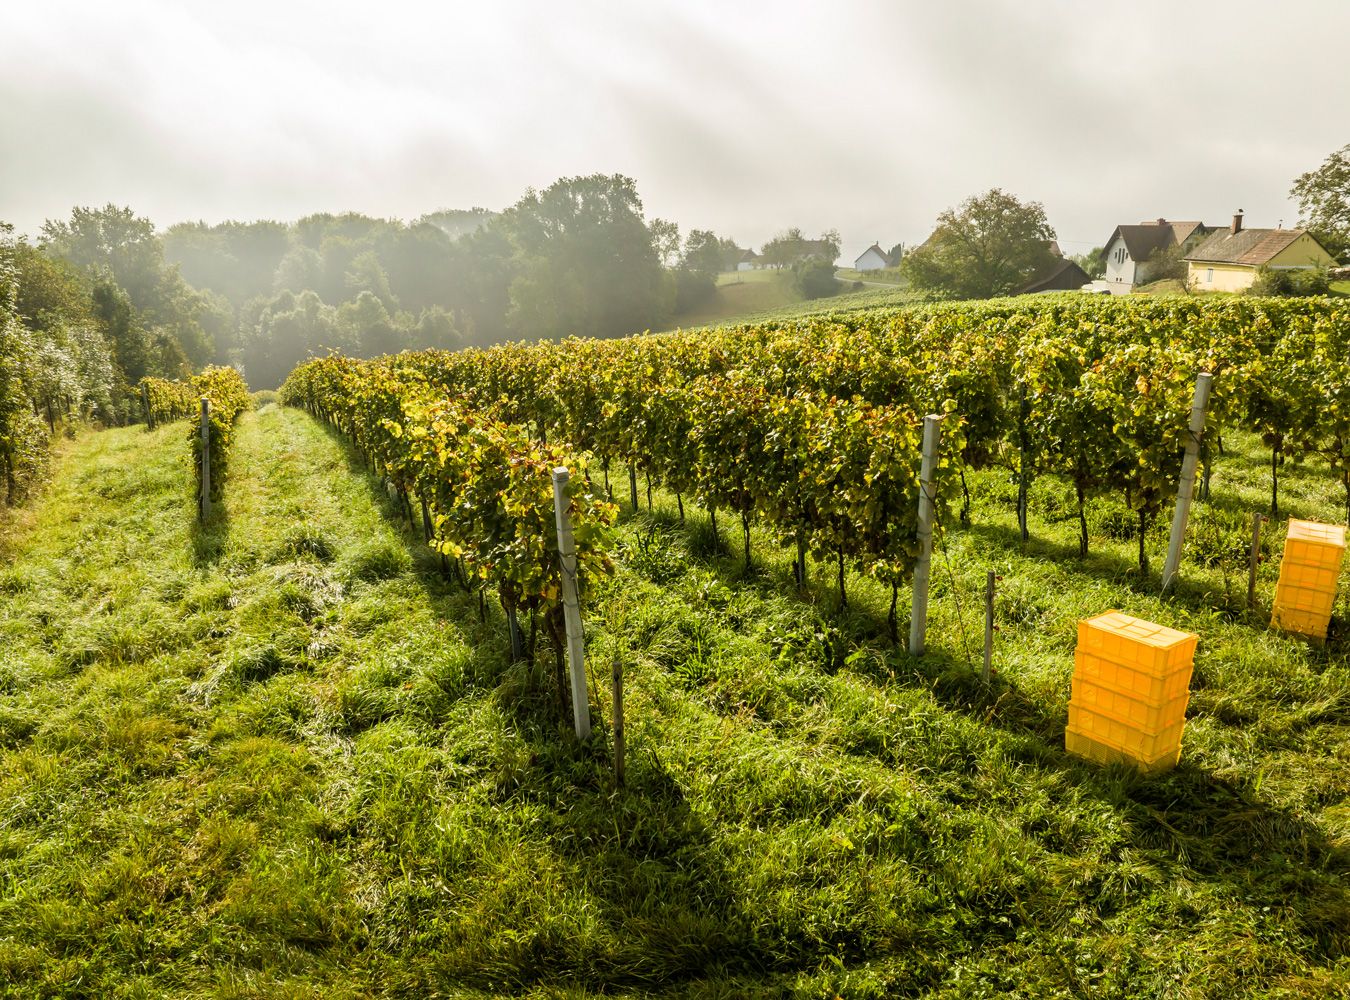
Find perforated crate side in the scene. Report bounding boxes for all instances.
[1067,705,1185,759]
[1070,677,1190,734]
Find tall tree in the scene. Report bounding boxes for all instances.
[674,229,724,310]
[650,218,682,268]
[902,188,1057,299]
[42,204,211,372]
[1291,143,1350,261]
[498,174,667,340]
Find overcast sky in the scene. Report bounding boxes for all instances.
[3,1,1347,261]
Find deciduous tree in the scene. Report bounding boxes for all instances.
[902,189,1057,299]
[1291,142,1350,261]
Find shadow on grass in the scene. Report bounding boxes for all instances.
[190,497,231,566]
[306,413,907,989]
[305,410,1350,984]
[877,640,1350,960]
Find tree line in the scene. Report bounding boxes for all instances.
[12,175,831,391]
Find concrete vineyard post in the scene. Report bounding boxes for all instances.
[1161,372,1213,594]
[552,467,591,741]
[199,397,210,522]
[908,414,942,656]
[1248,512,1265,609]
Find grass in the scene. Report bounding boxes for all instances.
[1132,278,1189,295]
[668,271,801,329]
[835,267,907,285]
[1332,280,1349,296]
[1,400,1349,996]
[659,271,922,333]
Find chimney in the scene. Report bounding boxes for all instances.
[1156,217,1166,225]
[1231,210,1244,235]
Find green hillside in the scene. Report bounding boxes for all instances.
[1,397,1347,996]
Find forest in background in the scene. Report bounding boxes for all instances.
[7,174,814,396]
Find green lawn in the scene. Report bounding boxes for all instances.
[0,402,1348,996]
[835,267,907,285]
[1332,280,1350,296]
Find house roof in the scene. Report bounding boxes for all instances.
[1104,219,1209,261]
[1016,257,1091,294]
[739,249,759,262]
[1106,225,1179,261]
[855,243,891,265]
[1183,227,1311,266]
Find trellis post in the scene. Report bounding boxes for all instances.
[983,571,997,683]
[1162,372,1213,593]
[909,414,942,656]
[199,397,211,522]
[1247,512,1265,609]
[552,467,591,740]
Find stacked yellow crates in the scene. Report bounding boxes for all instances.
[1271,519,1346,641]
[1066,611,1198,774]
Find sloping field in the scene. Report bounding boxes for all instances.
[0,393,1347,997]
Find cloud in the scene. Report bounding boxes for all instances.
[2,0,1348,259]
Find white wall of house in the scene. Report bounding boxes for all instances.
[854,247,889,271]
[737,260,756,272]
[1104,236,1136,293]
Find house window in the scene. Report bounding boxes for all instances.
[1206,268,1214,283]
[1115,247,1126,264]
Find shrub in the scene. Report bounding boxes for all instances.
[792,259,839,299]
[1247,267,1331,297]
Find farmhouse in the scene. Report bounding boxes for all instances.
[1015,256,1092,294]
[853,243,892,271]
[1185,213,1336,292]
[736,249,761,272]
[1101,218,1211,293]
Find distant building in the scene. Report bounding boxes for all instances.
[853,243,893,271]
[1101,218,1211,293]
[1185,213,1336,292]
[1016,257,1092,294]
[736,249,762,272]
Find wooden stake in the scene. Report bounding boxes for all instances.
[199,397,211,522]
[141,383,152,429]
[506,606,524,661]
[909,414,942,656]
[552,468,591,741]
[1162,372,1213,594]
[1248,511,1265,610]
[983,571,996,683]
[612,657,625,786]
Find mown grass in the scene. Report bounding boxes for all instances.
[835,268,907,285]
[0,402,1347,997]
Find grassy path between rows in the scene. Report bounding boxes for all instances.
[0,405,1347,997]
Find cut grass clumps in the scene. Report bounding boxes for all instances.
[340,537,411,583]
[2,404,1349,995]
[227,643,299,684]
[277,524,336,564]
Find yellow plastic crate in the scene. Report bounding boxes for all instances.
[1070,676,1189,734]
[1271,604,1331,640]
[1073,650,1193,704]
[1065,728,1181,775]
[1271,519,1344,640]
[1271,581,1336,616]
[1067,704,1185,760]
[1283,519,1346,569]
[1076,611,1198,678]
